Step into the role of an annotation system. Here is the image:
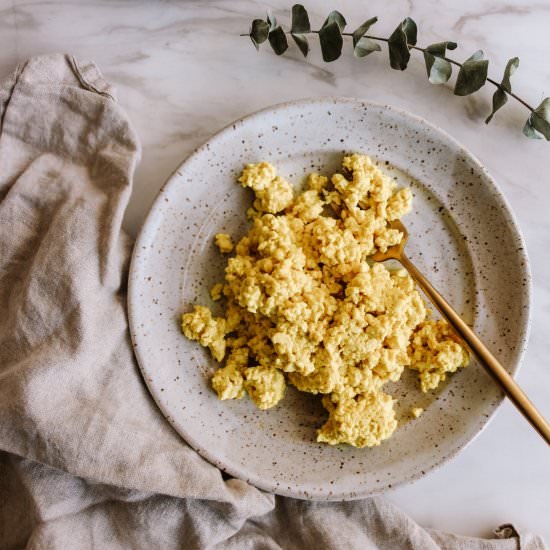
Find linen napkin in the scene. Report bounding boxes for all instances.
[0,54,545,550]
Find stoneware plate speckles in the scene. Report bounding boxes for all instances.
[128,98,531,501]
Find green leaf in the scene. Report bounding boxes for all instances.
[352,17,380,57]
[352,17,378,47]
[355,37,381,58]
[319,20,343,62]
[268,26,288,55]
[501,56,519,92]
[454,50,489,96]
[423,42,457,84]
[423,55,451,84]
[486,89,508,124]
[402,17,417,45]
[322,10,346,31]
[319,11,346,62]
[266,11,277,31]
[291,33,309,57]
[291,4,310,33]
[249,19,270,50]
[425,41,457,57]
[319,20,344,63]
[522,119,540,139]
[388,17,418,70]
[289,4,309,57]
[523,98,550,140]
[486,57,519,123]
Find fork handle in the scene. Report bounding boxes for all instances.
[400,253,550,445]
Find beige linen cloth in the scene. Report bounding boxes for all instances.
[0,54,545,550]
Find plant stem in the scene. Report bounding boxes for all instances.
[241,30,535,113]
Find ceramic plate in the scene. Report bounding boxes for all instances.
[128,98,530,500]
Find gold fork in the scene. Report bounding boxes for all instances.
[371,220,550,445]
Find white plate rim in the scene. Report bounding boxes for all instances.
[128,97,532,500]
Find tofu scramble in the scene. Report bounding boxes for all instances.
[181,154,469,448]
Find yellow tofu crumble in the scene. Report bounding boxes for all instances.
[210,283,224,301]
[409,320,469,392]
[181,154,469,448]
[214,233,234,253]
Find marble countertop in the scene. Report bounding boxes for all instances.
[2,0,548,541]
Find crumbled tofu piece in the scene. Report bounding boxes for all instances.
[411,407,424,418]
[214,233,233,254]
[211,348,248,400]
[239,162,293,214]
[387,187,413,220]
[243,365,286,409]
[409,320,469,392]
[210,283,224,301]
[374,228,403,252]
[317,391,397,448]
[181,305,226,362]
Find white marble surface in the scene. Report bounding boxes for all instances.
[2,0,548,541]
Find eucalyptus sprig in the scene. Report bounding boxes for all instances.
[244,6,550,140]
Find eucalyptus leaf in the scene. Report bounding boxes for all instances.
[423,42,456,83]
[486,89,508,124]
[291,4,310,33]
[289,4,310,57]
[423,54,451,83]
[454,50,489,96]
[322,10,346,31]
[319,20,343,62]
[267,11,277,31]
[388,17,417,70]
[485,57,519,123]
[355,37,381,57]
[352,17,377,46]
[403,17,417,44]
[352,17,380,57]
[291,33,309,56]
[522,119,540,139]
[501,56,519,92]
[250,19,270,50]
[466,50,484,62]
[425,41,457,57]
[268,26,288,55]
[523,98,550,140]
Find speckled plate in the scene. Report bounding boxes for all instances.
[128,98,531,500]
